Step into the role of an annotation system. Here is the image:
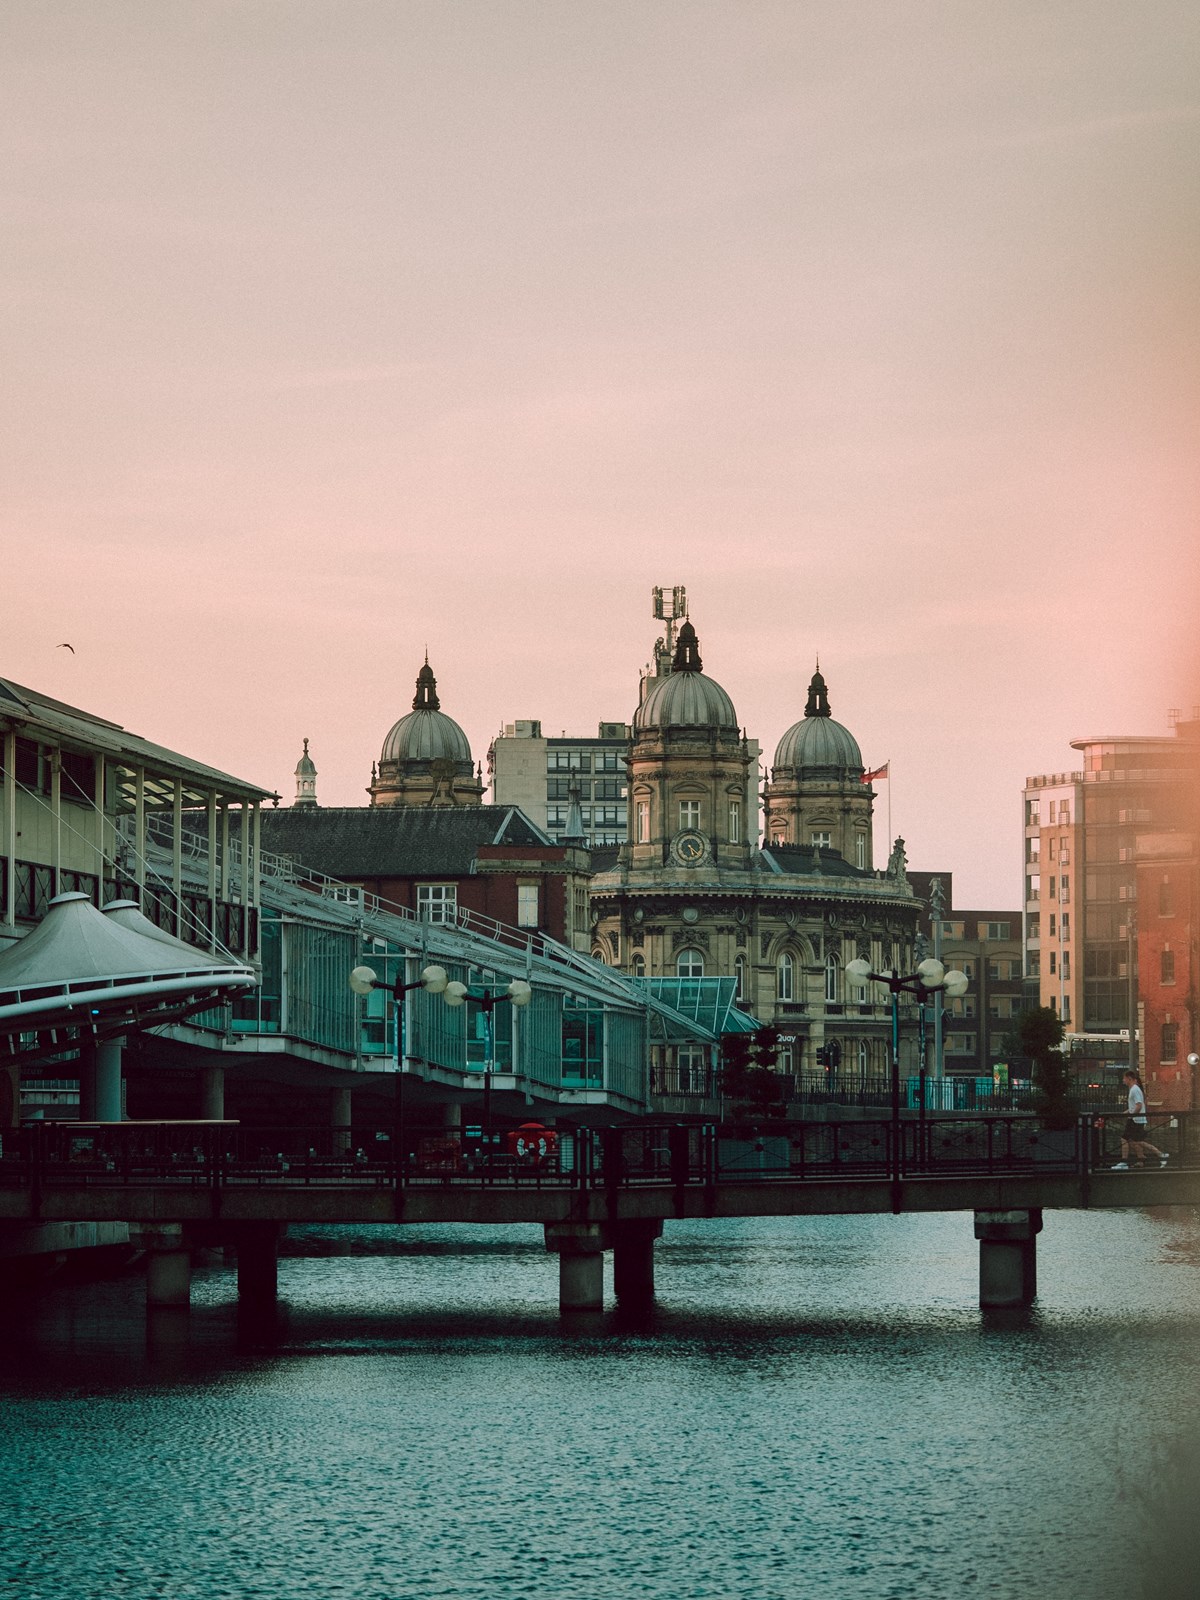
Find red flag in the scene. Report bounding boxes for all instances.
[860,762,889,784]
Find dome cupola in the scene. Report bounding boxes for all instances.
[293,738,318,808]
[370,657,482,807]
[773,666,863,773]
[634,621,738,731]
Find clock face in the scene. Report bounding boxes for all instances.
[673,830,707,865]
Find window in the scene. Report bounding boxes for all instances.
[596,751,621,772]
[940,921,964,939]
[1026,800,1040,825]
[1060,914,1069,938]
[856,834,867,870]
[594,779,622,800]
[631,953,646,980]
[1059,879,1069,905]
[1061,953,1070,980]
[60,749,96,805]
[728,800,741,844]
[636,801,650,843]
[546,806,565,829]
[593,806,621,826]
[1049,914,1056,938]
[1049,951,1056,975]
[1162,1022,1178,1062]
[1061,995,1070,1022]
[946,1033,977,1055]
[677,1045,708,1094]
[811,831,832,849]
[677,948,704,979]
[1159,877,1174,917]
[735,956,746,1001]
[517,885,539,928]
[1027,955,1040,978]
[679,800,701,831]
[824,953,840,1004]
[985,921,1011,940]
[1048,877,1056,901]
[416,884,457,924]
[778,952,795,1002]
[1161,948,1175,985]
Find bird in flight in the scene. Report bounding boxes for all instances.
[57,643,75,653]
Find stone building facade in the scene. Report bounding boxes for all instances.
[589,621,922,1078]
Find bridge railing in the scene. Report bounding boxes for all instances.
[2,1111,1195,1194]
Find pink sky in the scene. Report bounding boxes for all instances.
[3,2,1197,906]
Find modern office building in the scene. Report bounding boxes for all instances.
[1023,714,1200,1097]
[488,719,634,847]
[908,872,1024,1080]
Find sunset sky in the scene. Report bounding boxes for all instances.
[3,1,1197,905]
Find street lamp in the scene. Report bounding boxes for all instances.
[845,956,970,1178]
[349,962,450,1167]
[443,977,533,1150]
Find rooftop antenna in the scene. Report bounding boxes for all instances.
[651,584,688,676]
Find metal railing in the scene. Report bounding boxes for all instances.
[3,1112,1196,1196]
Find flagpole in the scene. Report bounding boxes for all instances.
[887,758,892,857]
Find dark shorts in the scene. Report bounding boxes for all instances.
[1124,1119,1148,1142]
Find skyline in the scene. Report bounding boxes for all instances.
[4,2,1198,906]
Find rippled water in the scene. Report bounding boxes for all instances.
[3,1210,1200,1600]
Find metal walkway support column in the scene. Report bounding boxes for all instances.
[330,1088,352,1157]
[200,1064,225,1121]
[612,1219,663,1304]
[975,1209,1042,1307]
[234,1223,282,1306]
[545,1223,611,1313]
[80,1039,123,1123]
[141,1225,191,1309]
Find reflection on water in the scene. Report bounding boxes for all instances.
[2,1212,1199,1600]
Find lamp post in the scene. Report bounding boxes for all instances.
[845,956,970,1179]
[442,977,533,1154]
[349,961,450,1169]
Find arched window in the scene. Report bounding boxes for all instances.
[825,952,840,1003]
[777,952,795,1003]
[677,948,704,980]
[734,955,746,1001]
[631,953,646,980]
[858,1039,869,1075]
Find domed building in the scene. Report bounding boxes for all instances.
[369,658,484,808]
[589,619,920,1085]
[763,666,874,870]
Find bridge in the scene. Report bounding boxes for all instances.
[3,1113,1196,1316]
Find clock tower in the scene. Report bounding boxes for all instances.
[627,619,754,873]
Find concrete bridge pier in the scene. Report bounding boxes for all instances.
[613,1220,663,1304]
[233,1223,284,1306]
[545,1223,612,1312]
[975,1209,1042,1307]
[138,1224,191,1309]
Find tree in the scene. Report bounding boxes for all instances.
[1005,1007,1072,1128]
[719,1026,787,1121]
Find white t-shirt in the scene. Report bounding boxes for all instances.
[1127,1082,1147,1124]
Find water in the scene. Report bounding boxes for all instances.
[3,1210,1200,1600]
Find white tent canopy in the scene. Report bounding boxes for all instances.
[0,892,256,1037]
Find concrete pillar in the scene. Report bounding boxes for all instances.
[140,1225,191,1308]
[79,1039,122,1122]
[612,1219,663,1303]
[95,1039,122,1122]
[200,1064,225,1121]
[330,1088,352,1157]
[975,1209,1042,1308]
[442,1102,462,1132]
[545,1222,612,1313]
[235,1223,282,1305]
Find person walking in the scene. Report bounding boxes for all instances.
[1112,1069,1168,1169]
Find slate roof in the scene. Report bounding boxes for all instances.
[259,805,553,879]
[758,844,868,880]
